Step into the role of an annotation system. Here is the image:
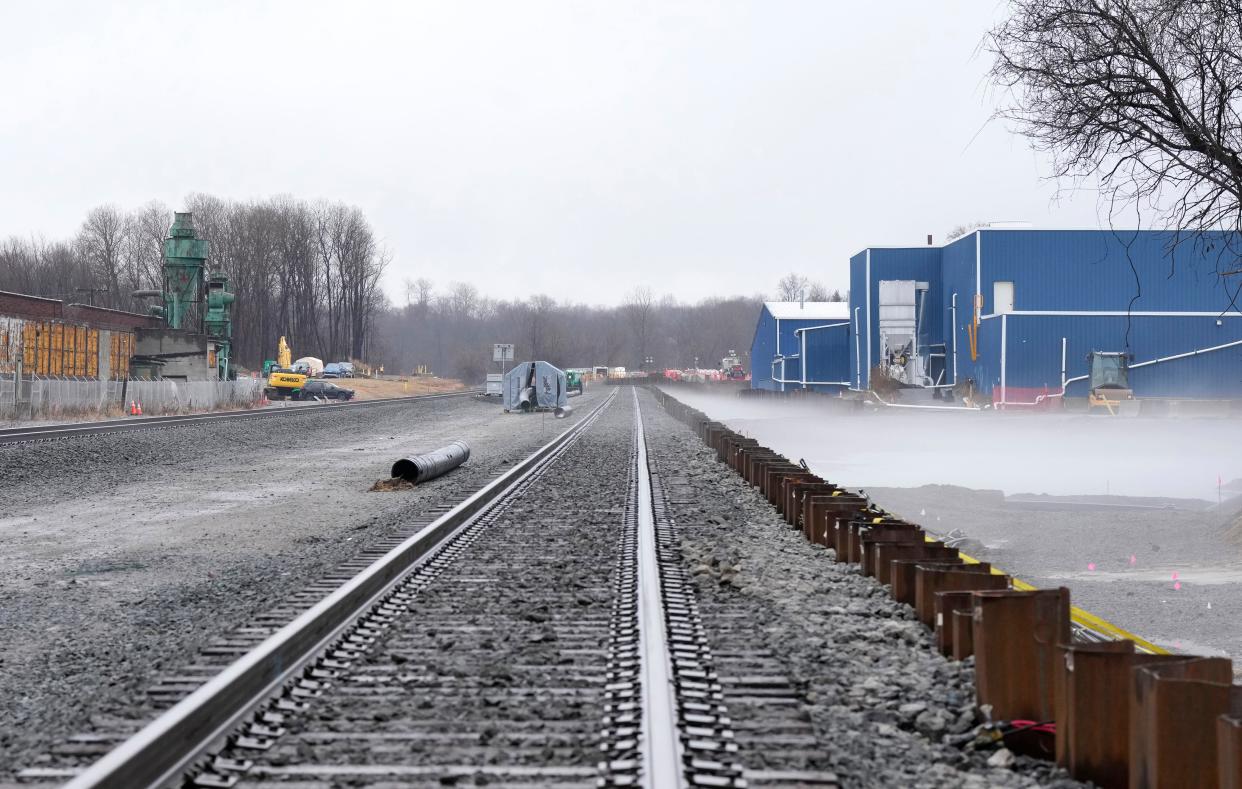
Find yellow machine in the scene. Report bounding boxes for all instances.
[263,338,305,399]
[265,370,307,400]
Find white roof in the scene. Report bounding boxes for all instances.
[764,301,850,321]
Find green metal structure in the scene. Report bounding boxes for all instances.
[161,212,209,330]
[205,272,235,379]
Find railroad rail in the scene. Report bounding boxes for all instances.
[0,389,478,446]
[46,388,615,789]
[28,386,844,788]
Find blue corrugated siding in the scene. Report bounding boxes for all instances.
[980,230,1241,312]
[940,233,978,386]
[750,308,779,391]
[934,230,1242,399]
[751,306,851,392]
[848,252,868,388]
[845,229,1242,399]
[802,323,851,389]
[992,313,1242,399]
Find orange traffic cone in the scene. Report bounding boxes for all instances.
[130,400,138,415]
[135,401,142,415]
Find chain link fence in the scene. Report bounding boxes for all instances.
[0,373,264,421]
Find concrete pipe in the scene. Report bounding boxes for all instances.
[555,404,573,419]
[391,440,471,483]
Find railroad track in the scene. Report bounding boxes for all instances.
[0,389,479,446]
[19,386,847,788]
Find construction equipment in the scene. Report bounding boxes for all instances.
[262,337,306,400]
[264,370,307,400]
[1087,351,1137,415]
[721,351,746,380]
[566,369,586,395]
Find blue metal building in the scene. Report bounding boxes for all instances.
[750,301,852,392]
[843,228,1242,403]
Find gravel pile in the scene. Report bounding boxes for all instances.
[0,391,604,778]
[638,390,1083,789]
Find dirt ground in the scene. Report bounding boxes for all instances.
[340,375,464,400]
[661,386,1242,670]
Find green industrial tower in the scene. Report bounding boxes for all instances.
[162,212,209,330]
[205,272,235,379]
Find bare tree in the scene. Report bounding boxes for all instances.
[776,272,808,301]
[805,280,831,301]
[946,221,986,241]
[623,286,655,368]
[76,205,130,307]
[991,0,1242,253]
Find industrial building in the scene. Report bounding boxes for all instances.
[0,212,235,384]
[749,301,851,392]
[0,291,151,380]
[754,228,1242,404]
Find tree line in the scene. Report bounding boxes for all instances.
[0,195,851,382]
[0,195,389,369]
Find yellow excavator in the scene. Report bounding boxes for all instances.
[263,336,307,400]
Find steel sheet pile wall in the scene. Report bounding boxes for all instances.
[651,386,1242,789]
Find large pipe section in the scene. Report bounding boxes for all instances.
[391,440,471,483]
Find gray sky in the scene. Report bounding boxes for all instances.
[0,1,1103,306]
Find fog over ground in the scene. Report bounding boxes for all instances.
[664,389,1242,500]
[664,386,1242,661]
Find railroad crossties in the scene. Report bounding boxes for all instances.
[2,388,1086,787]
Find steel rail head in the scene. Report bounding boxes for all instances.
[630,388,687,789]
[61,389,615,789]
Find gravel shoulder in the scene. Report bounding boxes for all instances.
[640,389,1081,788]
[0,390,603,776]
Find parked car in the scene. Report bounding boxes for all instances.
[339,362,355,378]
[294,380,355,401]
[323,363,343,378]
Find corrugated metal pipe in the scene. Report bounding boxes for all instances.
[555,404,573,419]
[391,440,471,483]
[519,386,535,412]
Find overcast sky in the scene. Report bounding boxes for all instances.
[0,1,1105,306]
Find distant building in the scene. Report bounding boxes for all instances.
[0,290,156,379]
[749,301,851,392]
[842,228,1242,403]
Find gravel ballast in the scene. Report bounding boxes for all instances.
[0,391,605,777]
